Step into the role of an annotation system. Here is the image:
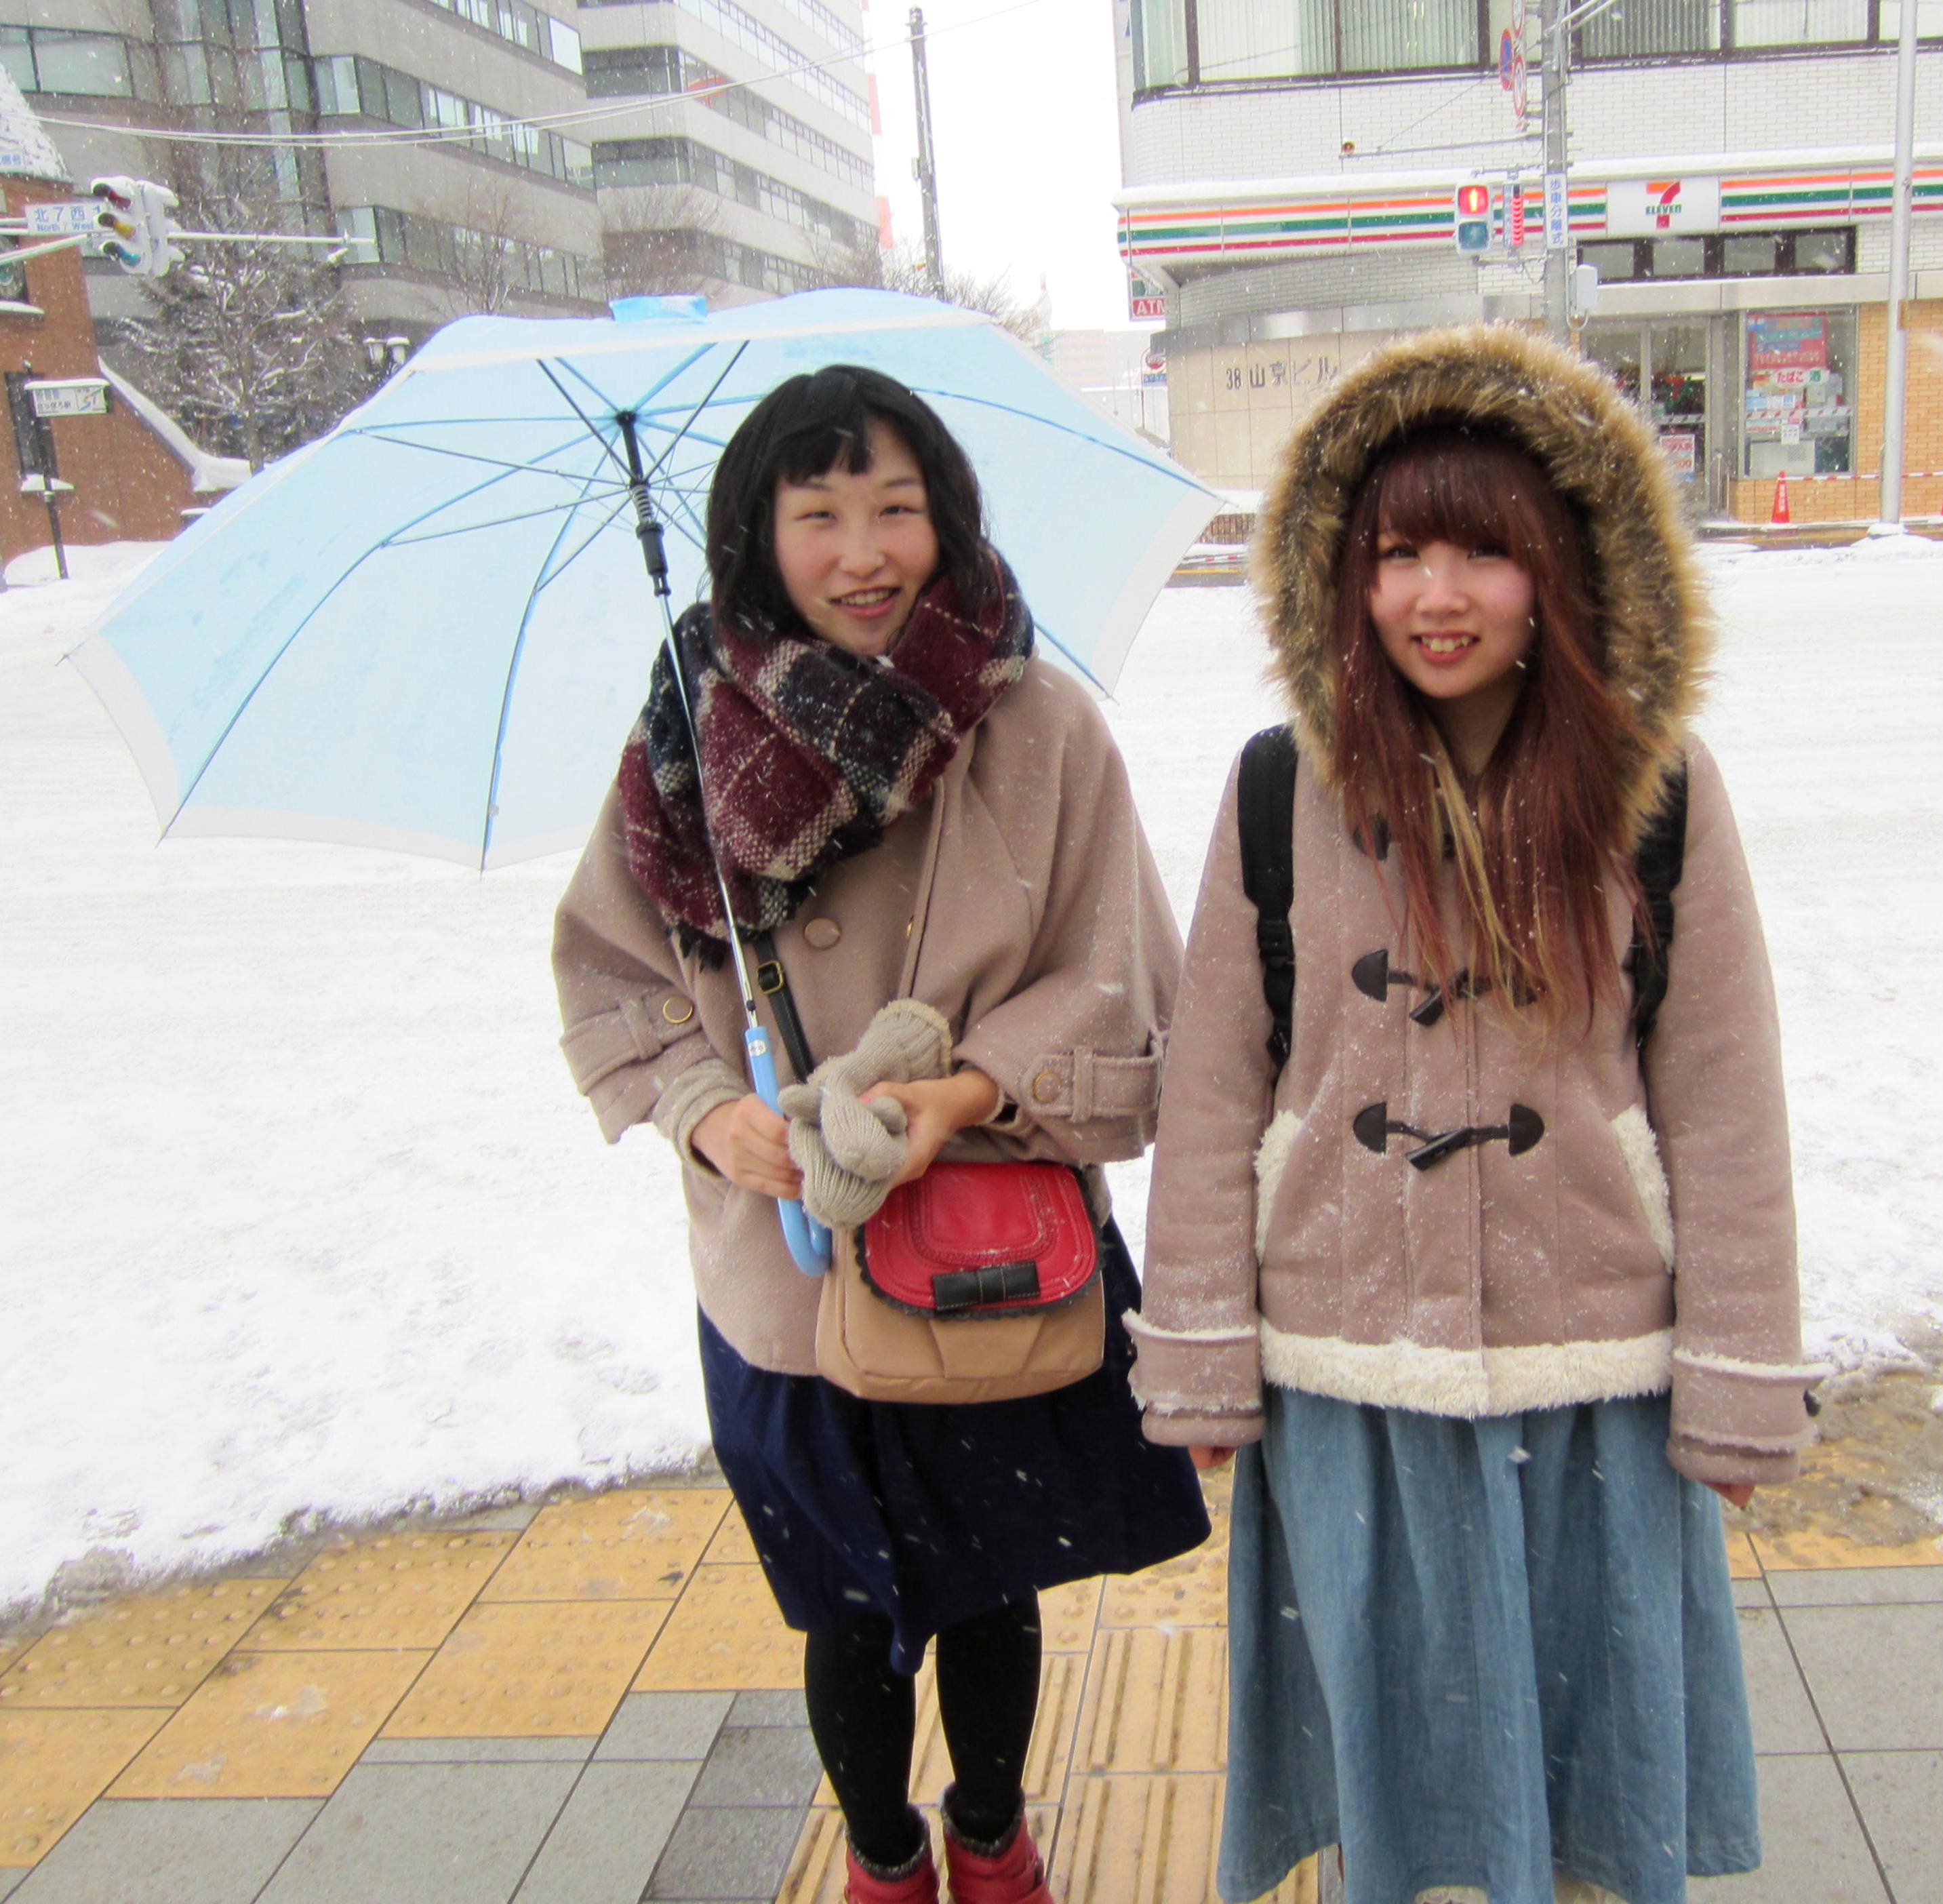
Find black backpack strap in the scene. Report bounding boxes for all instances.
[1237,726,1300,1076]
[1628,759,1689,1052]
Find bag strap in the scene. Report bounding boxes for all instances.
[1627,759,1689,1053]
[1236,725,1300,1078]
[751,930,817,1083]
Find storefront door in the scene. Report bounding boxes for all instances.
[1584,320,1729,517]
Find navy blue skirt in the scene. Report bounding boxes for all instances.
[699,1220,1210,1673]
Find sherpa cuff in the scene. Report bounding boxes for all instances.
[1125,1311,1262,1419]
[1666,1433,1803,1489]
[654,1057,748,1172]
[1670,1348,1828,1457]
[1142,1406,1265,1449]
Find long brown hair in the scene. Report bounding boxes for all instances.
[1331,423,1651,1037]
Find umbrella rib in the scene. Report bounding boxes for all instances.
[350,428,628,489]
[480,473,633,867]
[387,491,630,548]
[637,342,748,492]
[536,360,633,479]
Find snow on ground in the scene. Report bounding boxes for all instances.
[2,538,1940,1617]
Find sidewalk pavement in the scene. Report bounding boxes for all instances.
[2,1463,1939,1904]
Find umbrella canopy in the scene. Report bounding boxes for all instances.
[72,289,1218,869]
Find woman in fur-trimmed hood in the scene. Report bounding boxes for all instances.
[1131,326,1818,1904]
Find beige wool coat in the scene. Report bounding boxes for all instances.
[1130,328,1819,1487]
[554,656,1182,1374]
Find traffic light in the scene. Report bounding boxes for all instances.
[87,176,182,277]
[1453,181,1492,256]
[90,176,145,272]
[136,180,183,277]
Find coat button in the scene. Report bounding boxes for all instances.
[803,917,841,949]
[662,996,695,1025]
[1031,1068,1062,1105]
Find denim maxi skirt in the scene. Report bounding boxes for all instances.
[699,1219,1210,1675]
[1219,1387,1759,1904]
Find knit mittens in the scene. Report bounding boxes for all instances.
[777,999,955,1229]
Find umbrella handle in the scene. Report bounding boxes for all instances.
[744,1027,832,1276]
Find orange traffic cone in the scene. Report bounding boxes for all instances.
[1770,471,1792,528]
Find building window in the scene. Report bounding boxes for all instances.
[1134,0,1481,86]
[1579,0,1721,56]
[336,203,605,301]
[582,44,871,195]
[1731,0,1867,42]
[317,54,593,187]
[1578,226,1854,283]
[1743,308,1855,477]
[5,370,57,482]
[0,24,149,98]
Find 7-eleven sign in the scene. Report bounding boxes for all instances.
[1605,176,1721,238]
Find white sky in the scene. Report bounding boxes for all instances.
[861,0,1141,333]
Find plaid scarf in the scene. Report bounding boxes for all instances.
[618,557,1035,953]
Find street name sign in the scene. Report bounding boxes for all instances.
[26,201,102,237]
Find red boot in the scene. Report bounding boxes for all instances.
[941,1797,1055,1904]
[843,1836,940,1904]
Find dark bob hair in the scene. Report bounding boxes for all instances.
[705,364,993,633]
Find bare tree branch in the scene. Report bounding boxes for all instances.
[805,235,1041,342]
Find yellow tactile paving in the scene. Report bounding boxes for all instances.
[481,1489,731,1602]
[633,1563,804,1691]
[0,1579,289,1709]
[383,1600,666,1738]
[1750,1528,1943,1570]
[1075,1627,1229,1774]
[241,1533,516,1651]
[1725,1532,1761,1581]
[705,1504,763,1566]
[108,1648,429,1799]
[0,1709,166,1868]
[1039,1577,1105,1651]
[1050,1774,1319,1904]
[1102,1530,1230,1627]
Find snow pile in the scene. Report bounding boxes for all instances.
[4,542,172,588]
[2,538,1939,1617]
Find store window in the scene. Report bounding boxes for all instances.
[1742,309,1856,479]
[1580,0,1721,56]
[1580,226,1853,283]
[1135,0,1480,87]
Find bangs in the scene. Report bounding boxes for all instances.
[1369,425,1557,568]
[773,409,880,488]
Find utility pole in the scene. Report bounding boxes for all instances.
[1876,0,1919,532]
[1540,3,1570,343]
[908,7,943,296]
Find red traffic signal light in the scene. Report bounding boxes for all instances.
[1453,181,1494,256]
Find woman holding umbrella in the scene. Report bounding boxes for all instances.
[554,365,1207,1904]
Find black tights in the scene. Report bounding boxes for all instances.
[802,1595,1041,1871]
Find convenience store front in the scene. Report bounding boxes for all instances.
[1580,306,1863,521]
[1123,158,1942,525]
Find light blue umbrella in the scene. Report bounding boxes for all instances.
[72,288,1218,871]
[72,287,1218,1274]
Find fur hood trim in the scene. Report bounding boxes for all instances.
[1254,325,1708,854]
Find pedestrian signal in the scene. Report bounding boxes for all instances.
[90,176,144,272]
[1453,181,1493,256]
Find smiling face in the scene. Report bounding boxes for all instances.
[770,419,940,658]
[1367,531,1537,766]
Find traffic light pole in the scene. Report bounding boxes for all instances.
[909,6,944,297]
[1540,2,1570,343]
[1876,0,1919,531]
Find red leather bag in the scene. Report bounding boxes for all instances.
[814,1161,1106,1402]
